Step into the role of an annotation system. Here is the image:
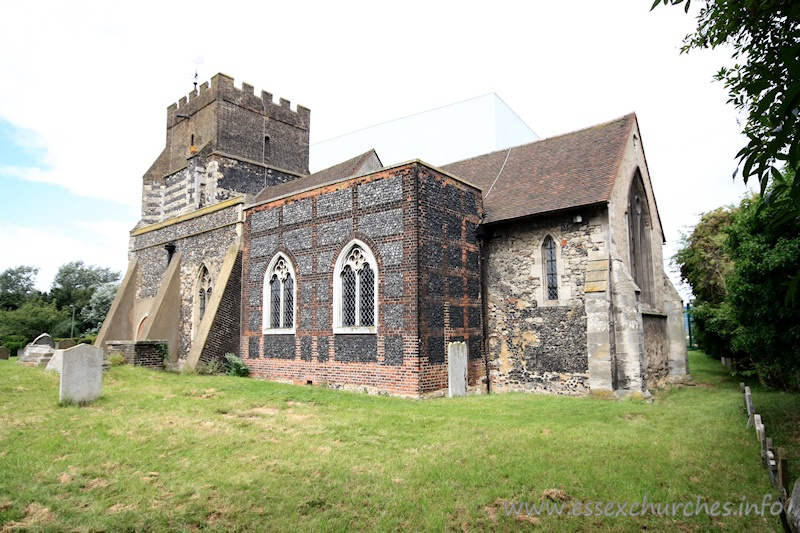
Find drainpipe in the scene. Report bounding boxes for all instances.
[476,222,492,394]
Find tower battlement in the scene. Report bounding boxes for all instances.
[166,73,310,129]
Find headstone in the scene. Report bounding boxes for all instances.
[778,448,789,495]
[31,333,55,348]
[0,346,9,360]
[745,387,755,427]
[56,339,76,350]
[45,350,65,373]
[787,479,800,533]
[447,341,468,398]
[59,344,103,405]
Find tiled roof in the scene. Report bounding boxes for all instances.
[441,114,636,224]
[255,149,379,203]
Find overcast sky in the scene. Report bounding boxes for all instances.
[0,0,750,297]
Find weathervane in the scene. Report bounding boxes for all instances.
[192,55,205,91]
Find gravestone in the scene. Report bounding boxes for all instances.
[45,349,65,373]
[745,387,755,427]
[447,341,468,398]
[787,479,800,533]
[56,339,76,349]
[59,344,103,405]
[31,333,55,348]
[0,346,9,360]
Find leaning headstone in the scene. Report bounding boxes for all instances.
[447,341,468,398]
[787,479,800,533]
[55,339,76,350]
[31,333,55,348]
[778,447,789,496]
[45,349,65,373]
[59,344,103,405]
[0,346,9,360]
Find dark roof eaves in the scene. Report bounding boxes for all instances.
[247,159,482,210]
[483,201,608,227]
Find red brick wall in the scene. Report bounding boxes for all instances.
[240,162,483,396]
[417,172,485,393]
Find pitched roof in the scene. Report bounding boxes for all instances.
[441,114,636,224]
[255,149,381,203]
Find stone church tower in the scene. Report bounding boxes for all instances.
[97,74,310,367]
[140,73,310,225]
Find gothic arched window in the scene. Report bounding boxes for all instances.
[333,241,378,333]
[542,236,559,301]
[263,253,296,333]
[193,265,213,340]
[198,266,212,321]
[628,170,655,306]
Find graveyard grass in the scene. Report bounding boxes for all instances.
[0,352,795,531]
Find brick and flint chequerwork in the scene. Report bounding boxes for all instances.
[241,162,485,396]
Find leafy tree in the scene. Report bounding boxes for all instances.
[0,266,40,310]
[50,261,120,334]
[0,298,69,355]
[654,0,800,296]
[81,282,119,334]
[725,171,800,390]
[675,170,800,390]
[674,207,739,360]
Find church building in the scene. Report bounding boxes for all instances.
[97,73,690,398]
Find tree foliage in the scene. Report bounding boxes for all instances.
[654,0,800,298]
[0,261,120,351]
[0,266,41,310]
[0,298,69,355]
[652,0,800,191]
[81,282,119,334]
[50,261,120,334]
[675,171,800,390]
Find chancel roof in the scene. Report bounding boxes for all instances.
[441,114,636,224]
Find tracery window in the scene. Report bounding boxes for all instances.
[628,170,655,306]
[263,253,296,333]
[334,241,377,333]
[543,236,559,301]
[197,266,212,321]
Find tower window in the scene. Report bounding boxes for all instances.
[264,136,271,161]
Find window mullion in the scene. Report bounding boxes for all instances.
[354,269,361,327]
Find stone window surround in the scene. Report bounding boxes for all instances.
[534,234,572,306]
[262,252,297,335]
[192,264,213,341]
[333,239,378,335]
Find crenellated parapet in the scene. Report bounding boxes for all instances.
[166,73,310,129]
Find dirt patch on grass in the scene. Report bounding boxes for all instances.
[1,502,57,531]
[542,488,572,501]
[107,503,136,514]
[82,478,110,491]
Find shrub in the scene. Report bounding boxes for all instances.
[224,353,250,377]
[196,358,225,375]
[109,353,126,366]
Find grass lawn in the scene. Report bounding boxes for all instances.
[0,351,793,531]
